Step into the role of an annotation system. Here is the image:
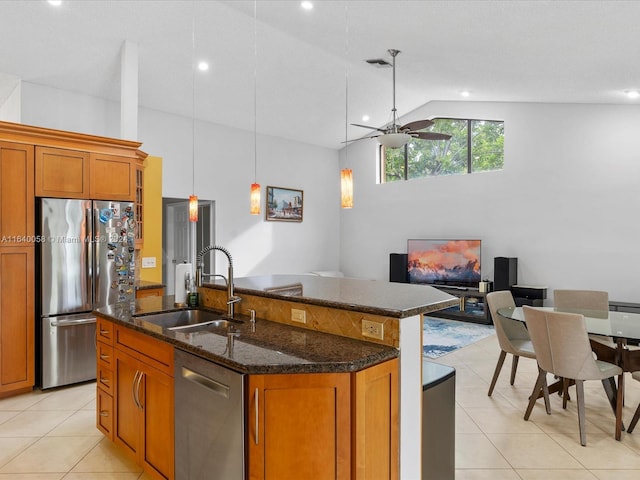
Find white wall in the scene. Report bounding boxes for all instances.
[21,82,341,278]
[339,101,640,302]
[0,80,21,122]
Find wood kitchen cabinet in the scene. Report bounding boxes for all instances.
[247,372,352,480]
[0,247,34,396]
[247,357,399,480]
[89,152,136,201]
[35,146,90,198]
[0,141,35,397]
[0,142,34,245]
[113,323,174,480]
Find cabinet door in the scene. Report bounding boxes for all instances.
[0,142,34,245]
[35,146,89,198]
[352,358,399,480]
[0,247,35,393]
[247,372,351,480]
[140,361,174,480]
[90,153,134,201]
[134,159,143,246]
[113,349,142,461]
[113,347,174,480]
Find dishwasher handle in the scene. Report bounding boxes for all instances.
[181,367,230,399]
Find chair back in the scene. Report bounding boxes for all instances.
[522,306,605,380]
[553,289,609,312]
[486,291,529,353]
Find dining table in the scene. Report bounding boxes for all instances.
[497,305,640,441]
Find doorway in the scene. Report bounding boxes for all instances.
[163,198,215,294]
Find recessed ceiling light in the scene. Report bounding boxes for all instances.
[460,90,470,97]
[362,115,370,122]
[301,1,313,11]
[625,90,640,99]
[48,0,62,6]
[197,61,209,72]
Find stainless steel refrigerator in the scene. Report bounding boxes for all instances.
[38,198,136,389]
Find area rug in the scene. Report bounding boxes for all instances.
[423,317,495,358]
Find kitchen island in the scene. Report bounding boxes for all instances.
[95,275,457,479]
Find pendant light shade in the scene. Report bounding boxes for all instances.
[250,183,261,215]
[340,168,353,209]
[189,195,199,222]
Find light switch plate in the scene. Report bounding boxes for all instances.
[142,257,157,268]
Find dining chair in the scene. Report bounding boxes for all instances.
[628,371,640,433]
[553,289,614,402]
[522,306,622,446]
[486,291,536,396]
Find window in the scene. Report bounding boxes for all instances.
[380,118,504,183]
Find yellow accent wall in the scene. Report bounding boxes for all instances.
[139,155,163,283]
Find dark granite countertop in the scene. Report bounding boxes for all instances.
[134,280,165,290]
[94,296,398,375]
[204,274,458,318]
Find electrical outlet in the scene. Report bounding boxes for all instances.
[362,319,384,340]
[291,308,306,324]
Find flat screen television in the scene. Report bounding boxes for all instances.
[407,239,481,288]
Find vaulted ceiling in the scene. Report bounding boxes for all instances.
[1,1,639,149]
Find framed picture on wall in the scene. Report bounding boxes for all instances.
[266,186,303,222]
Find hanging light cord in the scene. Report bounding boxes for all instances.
[191,4,196,195]
[253,0,258,183]
[344,3,349,161]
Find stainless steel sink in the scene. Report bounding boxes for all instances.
[135,309,242,331]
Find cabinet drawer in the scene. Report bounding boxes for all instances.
[96,388,113,440]
[97,317,114,345]
[115,325,173,376]
[97,343,114,367]
[97,363,113,395]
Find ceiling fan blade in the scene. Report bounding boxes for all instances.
[412,132,452,141]
[351,123,388,133]
[400,119,433,131]
[341,136,375,144]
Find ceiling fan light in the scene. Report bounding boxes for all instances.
[377,133,411,149]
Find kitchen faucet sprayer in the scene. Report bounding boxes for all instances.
[196,245,241,317]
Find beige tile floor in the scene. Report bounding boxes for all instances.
[1,333,640,479]
[434,333,640,479]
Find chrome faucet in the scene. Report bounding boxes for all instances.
[196,245,242,318]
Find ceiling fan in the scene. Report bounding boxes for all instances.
[351,49,452,148]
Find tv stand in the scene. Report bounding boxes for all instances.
[430,286,491,325]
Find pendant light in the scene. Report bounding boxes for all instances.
[189,8,198,223]
[249,0,261,215]
[340,168,353,208]
[341,3,353,209]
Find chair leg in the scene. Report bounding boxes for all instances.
[601,377,625,432]
[562,378,570,409]
[488,350,507,396]
[510,355,520,385]
[541,375,551,414]
[628,402,640,433]
[576,380,587,446]
[525,367,548,420]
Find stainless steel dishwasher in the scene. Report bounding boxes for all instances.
[174,348,245,480]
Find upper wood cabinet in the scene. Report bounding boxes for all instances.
[90,153,136,201]
[0,142,34,244]
[35,146,90,199]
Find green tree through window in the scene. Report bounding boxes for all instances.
[381,118,504,182]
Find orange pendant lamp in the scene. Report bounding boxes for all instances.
[340,168,353,209]
[189,194,198,222]
[250,183,260,215]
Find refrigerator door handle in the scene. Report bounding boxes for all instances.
[86,207,93,306]
[51,317,97,327]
